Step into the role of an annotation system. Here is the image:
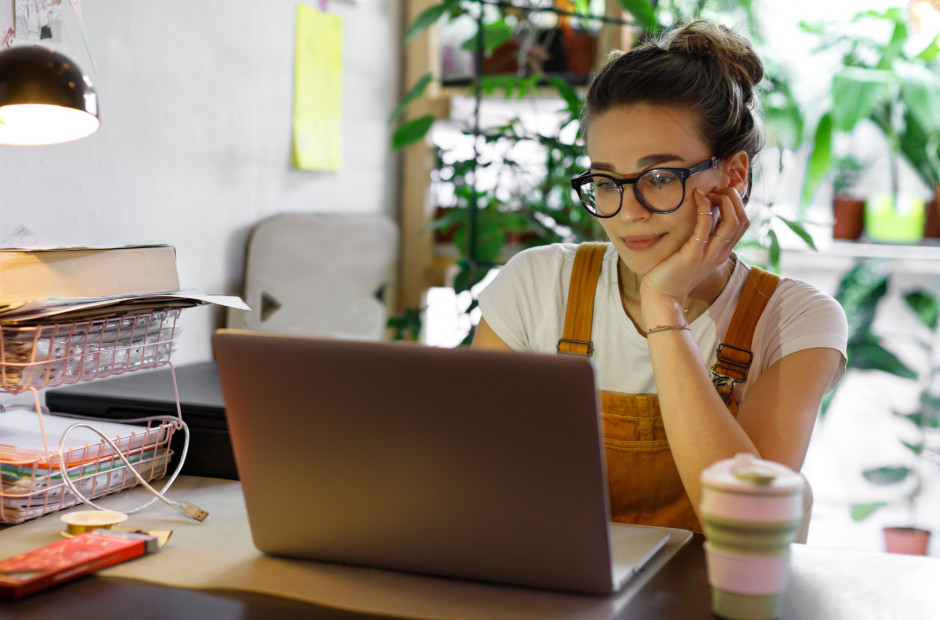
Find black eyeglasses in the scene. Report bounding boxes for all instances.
[570,157,719,216]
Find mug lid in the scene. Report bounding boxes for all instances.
[701,453,804,494]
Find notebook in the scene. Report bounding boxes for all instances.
[211,329,675,596]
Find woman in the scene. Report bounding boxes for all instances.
[472,21,848,533]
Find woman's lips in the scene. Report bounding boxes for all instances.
[621,234,665,251]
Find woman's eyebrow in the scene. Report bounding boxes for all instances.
[591,154,684,172]
[637,154,683,167]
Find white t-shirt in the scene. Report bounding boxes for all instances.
[477,243,848,403]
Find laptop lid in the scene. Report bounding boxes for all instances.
[211,329,668,595]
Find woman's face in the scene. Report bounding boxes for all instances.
[584,103,725,277]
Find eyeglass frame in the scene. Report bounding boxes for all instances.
[570,157,720,216]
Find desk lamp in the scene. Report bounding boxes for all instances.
[0,46,99,145]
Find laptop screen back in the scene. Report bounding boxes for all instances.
[212,329,619,594]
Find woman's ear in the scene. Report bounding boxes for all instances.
[723,151,750,193]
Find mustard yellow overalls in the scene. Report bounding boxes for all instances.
[556,242,779,533]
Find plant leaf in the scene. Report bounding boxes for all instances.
[777,216,818,251]
[897,60,940,135]
[388,73,432,124]
[862,466,913,485]
[391,115,435,150]
[918,394,940,428]
[915,33,940,63]
[904,290,939,330]
[850,502,887,522]
[766,229,780,272]
[404,2,449,44]
[452,260,494,294]
[547,75,582,119]
[460,19,513,56]
[386,306,423,341]
[801,113,832,208]
[831,67,891,133]
[848,339,917,378]
[616,0,657,32]
[901,441,923,455]
[835,261,890,341]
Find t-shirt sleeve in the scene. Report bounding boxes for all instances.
[476,245,568,352]
[759,280,849,393]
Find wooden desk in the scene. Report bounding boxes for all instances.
[2,477,938,619]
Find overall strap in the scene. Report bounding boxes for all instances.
[711,266,780,387]
[557,242,607,357]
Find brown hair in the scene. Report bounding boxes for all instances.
[582,21,764,203]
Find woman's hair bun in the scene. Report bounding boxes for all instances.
[661,20,763,90]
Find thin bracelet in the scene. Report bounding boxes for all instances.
[646,323,690,335]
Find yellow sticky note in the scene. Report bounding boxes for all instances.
[292,6,343,171]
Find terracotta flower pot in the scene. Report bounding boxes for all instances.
[922,185,940,238]
[883,526,931,555]
[561,30,597,77]
[832,196,865,240]
[481,40,521,76]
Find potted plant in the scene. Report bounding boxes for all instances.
[831,261,939,554]
[800,7,940,244]
[831,155,866,240]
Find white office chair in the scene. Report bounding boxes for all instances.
[227,212,399,341]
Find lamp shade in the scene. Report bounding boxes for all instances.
[0,46,99,146]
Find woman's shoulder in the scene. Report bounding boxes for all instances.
[508,241,582,262]
[738,261,848,333]
[735,260,836,302]
[504,241,611,274]
[724,259,846,326]
[773,271,842,310]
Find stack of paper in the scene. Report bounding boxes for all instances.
[0,243,248,323]
[0,409,169,465]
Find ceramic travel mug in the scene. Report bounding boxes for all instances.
[700,453,805,620]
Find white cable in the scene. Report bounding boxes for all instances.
[55,415,208,522]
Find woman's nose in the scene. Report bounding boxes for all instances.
[618,189,651,222]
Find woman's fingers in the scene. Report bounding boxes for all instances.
[708,186,749,243]
[692,190,718,244]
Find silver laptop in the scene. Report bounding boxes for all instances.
[211,329,671,595]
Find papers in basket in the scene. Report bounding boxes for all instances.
[0,410,169,466]
[0,291,248,323]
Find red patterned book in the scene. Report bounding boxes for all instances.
[0,530,157,600]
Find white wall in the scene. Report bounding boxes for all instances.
[0,0,401,365]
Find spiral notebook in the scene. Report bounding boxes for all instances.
[212,329,678,595]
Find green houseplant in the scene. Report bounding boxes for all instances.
[801,7,940,243]
[831,260,939,554]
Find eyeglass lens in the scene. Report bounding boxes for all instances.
[576,169,686,215]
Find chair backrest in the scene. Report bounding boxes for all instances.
[226,213,398,341]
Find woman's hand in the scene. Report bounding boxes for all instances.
[639,186,749,323]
